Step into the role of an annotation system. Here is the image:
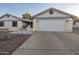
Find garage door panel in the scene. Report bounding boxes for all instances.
[38,19,66,31]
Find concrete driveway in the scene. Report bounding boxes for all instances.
[12,32,79,55]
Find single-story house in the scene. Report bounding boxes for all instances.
[33,7,78,32]
[0,14,33,31]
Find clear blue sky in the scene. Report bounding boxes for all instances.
[0,3,79,17]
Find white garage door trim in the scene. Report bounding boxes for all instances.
[38,18,66,32]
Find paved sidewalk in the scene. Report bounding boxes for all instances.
[12,32,79,55]
[10,30,32,34]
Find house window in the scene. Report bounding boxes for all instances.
[0,22,4,26]
[12,21,17,27]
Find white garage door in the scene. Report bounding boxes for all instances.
[38,19,66,31]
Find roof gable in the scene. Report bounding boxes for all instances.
[0,13,22,21]
[33,7,78,18]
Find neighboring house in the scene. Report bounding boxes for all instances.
[0,14,32,31]
[73,18,79,28]
[74,22,79,28]
[33,7,78,32]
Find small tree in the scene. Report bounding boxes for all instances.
[22,13,32,20]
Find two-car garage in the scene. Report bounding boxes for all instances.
[38,18,66,31]
[33,8,76,32]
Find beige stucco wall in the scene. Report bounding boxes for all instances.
[65,18,73,32]
[33,19,38,31]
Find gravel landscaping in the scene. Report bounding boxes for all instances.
[0,34,31,55]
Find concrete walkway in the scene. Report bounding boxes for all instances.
[12,32,79,55]
[10,30,32,34]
